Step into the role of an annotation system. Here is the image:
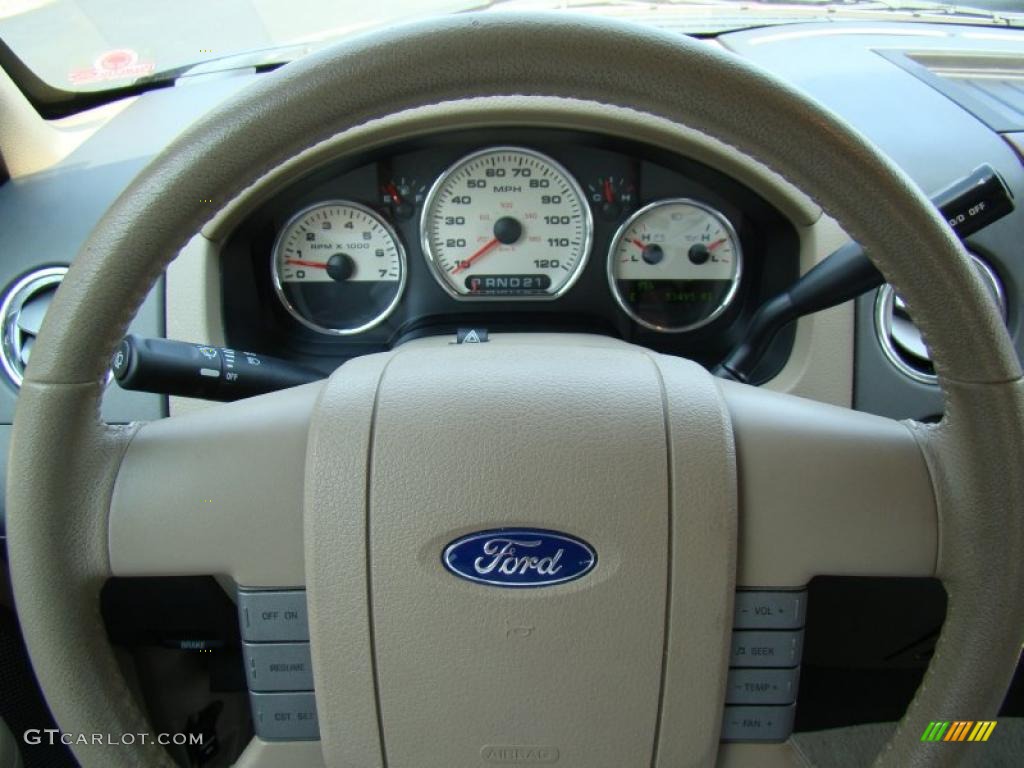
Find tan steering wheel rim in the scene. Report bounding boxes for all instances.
[7,12,1024,768]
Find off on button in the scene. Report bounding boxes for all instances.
[238,589,309,642]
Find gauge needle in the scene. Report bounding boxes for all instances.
[385,183,401,205]
[603,178,614,203]
[630,238,647,250]
[452,237,500,275]
[285,259,328,269]
[708,237,728,251]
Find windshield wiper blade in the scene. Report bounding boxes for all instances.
[177,44,314,78]
[129,42,316,89]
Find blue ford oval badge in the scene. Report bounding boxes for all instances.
[443,528,597,588]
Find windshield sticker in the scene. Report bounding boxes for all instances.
[68,48,154,86]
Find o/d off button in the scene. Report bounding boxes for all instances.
[730,630,803,668]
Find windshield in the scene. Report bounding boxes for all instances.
[1,0,1021,97]
[0,0,491,92]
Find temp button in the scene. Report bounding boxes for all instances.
[726,667,800,705]
[730,630,803,668]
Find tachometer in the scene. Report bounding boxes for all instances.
[272,201,406,335]
[608,199,742,332]
[421,147,592,299]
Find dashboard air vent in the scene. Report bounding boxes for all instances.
[0,267,68,387]
[874,254,1006,385]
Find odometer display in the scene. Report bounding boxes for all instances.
[420,147,592,299]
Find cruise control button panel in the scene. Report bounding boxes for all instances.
[733,590,806,630]
[250,692,320,741]
[238,589,309,642]
[238,587,318,742]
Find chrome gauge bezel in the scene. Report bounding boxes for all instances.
[873,252,1006,385]
[607,197,744,333]
[419,145,594,301]
[271,199,408,336]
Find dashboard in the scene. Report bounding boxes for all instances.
[220,129,799,379]
[4,18,1024,763]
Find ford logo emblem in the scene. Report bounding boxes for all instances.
[442,528,597,588]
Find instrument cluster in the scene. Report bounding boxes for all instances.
[222,129,799,375]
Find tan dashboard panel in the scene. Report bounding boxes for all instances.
[203,97,820,240]
[0,66,134,178]
[166,234,227,417]
[765,215,854,407]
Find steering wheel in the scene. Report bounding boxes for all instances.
[7,13,1023,768]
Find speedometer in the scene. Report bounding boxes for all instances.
[420,147,592,299]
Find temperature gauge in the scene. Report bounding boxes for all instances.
[381,177,426,220]
[608,198,741,332]
[587,175,636,221]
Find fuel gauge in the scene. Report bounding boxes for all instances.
[608,198,741,332]
[587,175,636,221]
[381,177,426,220]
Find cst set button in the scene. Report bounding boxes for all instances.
[249,692,319,741]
